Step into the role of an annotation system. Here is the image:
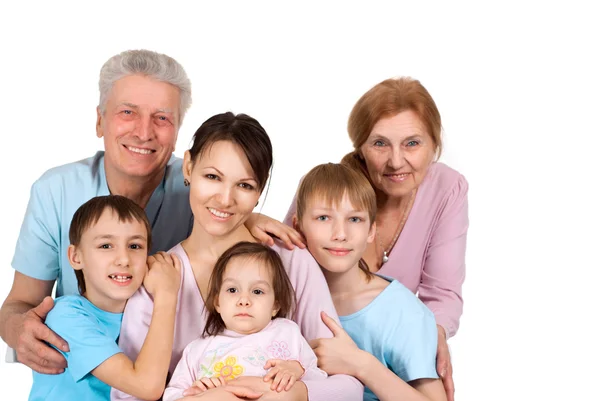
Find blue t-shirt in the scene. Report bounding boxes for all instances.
[11,151,193,297]
[29,295,123,401]
[340,278,439,401]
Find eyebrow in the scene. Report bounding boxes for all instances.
[93,234,147,241]
[222,278,272,288]
[204,166,257,183]
[119,103,174,115]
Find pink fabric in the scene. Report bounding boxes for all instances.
[163,318,327,401]
[285,162,468,338]
[111,242,362,401]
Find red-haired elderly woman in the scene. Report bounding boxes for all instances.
[281,77,468,401]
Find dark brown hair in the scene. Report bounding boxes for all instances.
[342,77,442,177]
[189,112,273,192]
[69,195,152,295]
[296,163,376,281]
[203,242,295,336]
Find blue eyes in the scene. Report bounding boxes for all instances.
[373,139,420,147]
[374,140,385,147]
[317,216,329,221]
[349,217,362,223]
[407,140,419,147]
[316,216,362,223]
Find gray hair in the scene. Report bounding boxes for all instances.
[98,49,192,126]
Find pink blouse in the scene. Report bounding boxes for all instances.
[111,242,362,401]
[285,162,468,338]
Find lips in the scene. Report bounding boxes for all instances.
[384,172,410,182]
[124,145,154,155]
[208,207,233,219]
[325,248,352,256]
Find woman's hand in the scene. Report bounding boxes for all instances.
[245,213,306,250]
[309,312,362,377]
[436,325,454,401]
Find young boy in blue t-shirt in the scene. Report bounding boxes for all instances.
[293,163,447,401]
[29,195,181,401]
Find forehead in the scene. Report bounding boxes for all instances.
[223,256,272,281]
[370,110,428,138]
[305,192,366,213]
[82,209,147,239]
[196,141,255,178]
[107,75,180,112]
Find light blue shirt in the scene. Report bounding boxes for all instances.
[29,295,123,401]
[340,278,439,401]
[11,151,193,297]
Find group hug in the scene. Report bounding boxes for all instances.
[0,49,468,401]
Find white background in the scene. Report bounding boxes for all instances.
[1,1,598,400]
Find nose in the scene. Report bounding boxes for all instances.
[388,145,406,170]
[114,247,130,268]
[134,115,153,142]
[332,220,347,242]
[237,293,251,307]
[216,186,234,208]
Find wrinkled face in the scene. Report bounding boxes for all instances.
[183,141,261,237]
[68,209,148,313]
[216,256,278,334]
[96,74,180,179]
[360,110,436,198]
[297,194,375,275]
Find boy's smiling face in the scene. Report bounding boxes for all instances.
[297,194,376,275]
[68,209,149,313]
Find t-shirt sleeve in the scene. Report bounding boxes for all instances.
[387,310,439,383]
[285,322,327,381]
[46,300,122,383]
[11,178,61,280]
[163,340,206,401]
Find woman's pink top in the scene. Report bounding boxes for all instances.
[111,242,363,401]
[285,162,468,338]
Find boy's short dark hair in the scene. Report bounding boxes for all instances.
[203,241,296,336]
[69,195,152,295]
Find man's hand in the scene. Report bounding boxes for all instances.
[263,359,305,392]
[13,296,69,374]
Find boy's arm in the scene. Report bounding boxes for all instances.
[96,253,180,400]
[93,295,178,400]
[354,351,446,401]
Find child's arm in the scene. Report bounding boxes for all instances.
[354,352,446,401]
[162,339,207,401]
[314,312,445,401]
[93,252,181,400]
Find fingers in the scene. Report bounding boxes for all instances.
[35,322,69,352]
[320,311,344,337]
[226,385,263,399]
[284,375,296,391]
[170,253,182,273]
[443,366,455,401]
[272,371,292,392]
[31,296,55,320]
[263,358,278,371]
[17,341,67,374]
[182,384,204,396]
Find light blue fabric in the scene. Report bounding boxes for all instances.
[11,151,193,297]
[29,295,123,401]
[340,278,439,401]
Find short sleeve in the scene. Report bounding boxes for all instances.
[386,310,439,383]
[163,339,207,401]
[11,179,61,280]
[46,301,122,382]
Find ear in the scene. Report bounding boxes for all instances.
[367,221,376,244]
[68,244,83,271]
[183,150,193,182]
[96,107,103,138]
[271,302,280,318]
[292,214,300,232]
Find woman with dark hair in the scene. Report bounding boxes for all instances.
[112,112,362,401]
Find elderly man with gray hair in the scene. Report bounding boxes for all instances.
[0,49,302,385]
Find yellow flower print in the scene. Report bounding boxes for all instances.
[213,355,244,380]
